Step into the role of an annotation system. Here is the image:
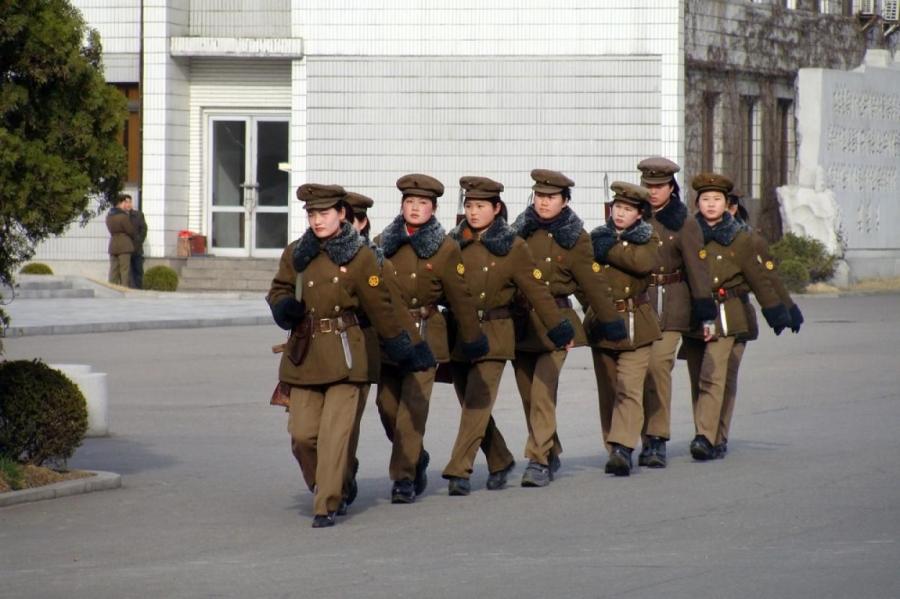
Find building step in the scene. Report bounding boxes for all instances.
[16,288,96,299]
[12,275,97,299]
[177,257,279,292]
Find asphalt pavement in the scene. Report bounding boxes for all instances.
[1,291,899,599]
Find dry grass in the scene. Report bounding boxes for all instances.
[804,277,900,295]
[0,463,93,493]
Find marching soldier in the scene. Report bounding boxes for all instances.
[636,157,716,468]
[714,190,803,457]
[510,169,625,487]
[374,174,489,504]
[680,173,792,461]
[267,183,434,528]
[442,175,575,495]
[586,181,661,476]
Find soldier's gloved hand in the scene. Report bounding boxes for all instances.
[401,341,437,372]
[271,297,306,330]
[773,324,786,336]
[789,304,804,333]
[593,319,627,342]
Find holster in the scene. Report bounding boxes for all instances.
[286,318,312,366]
[269,381,292,410]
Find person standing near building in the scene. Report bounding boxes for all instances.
[635,157,717,469]
[267,183,434,528]
[106,193,135,286]
[374,174,489,504]
[126,194,148,289]
[442,175,574,496]
[510,169,625,487]
[586,181,661,476]
[680,173,791,461]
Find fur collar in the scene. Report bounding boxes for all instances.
[362,234,385,268]
[734,216,751,233]
[511,205,584,249]
[651,196,687,231]
[379,214,445,259]
[590,218,654,263]
[696,212,741,246]
[292,222,365,272]
[450,217,517,256]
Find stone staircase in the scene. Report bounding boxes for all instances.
[15,276,96,299]
[177,257,279,292]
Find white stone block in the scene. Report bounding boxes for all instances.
[50,364,110,437]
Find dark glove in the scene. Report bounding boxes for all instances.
[762,304,791,336]
[692,297,717,323]
[401,341,437,372]
[461,333,490,361]
[271,297,306,330]
[789,304,804,333]
[546,319,575,348]
[593,319,627,342]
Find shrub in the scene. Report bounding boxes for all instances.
[143,265,179,292]
[0,360,88,466]
[0,456,25,490]
[19,263,53,275]
[770,233,837,287]
[778,258,811,293]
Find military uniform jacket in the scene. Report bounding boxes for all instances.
[736,223,796,342]
[129,210,148,256]
[376,215,483,363]
[647,197,715,331]
[585,219,662,351]
[448,218,571,361]
[267,223,417,387]
[511,206,619,351]
[106,208,135,255]
[685,213,791,340]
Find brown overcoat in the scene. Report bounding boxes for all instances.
[106,208,135,255]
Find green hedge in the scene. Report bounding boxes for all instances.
[143,265,179,292]
[19,263,53,275]
[770,233,837,292]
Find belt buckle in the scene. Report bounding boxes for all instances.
[319,318,333,333]
[477,309,485,321]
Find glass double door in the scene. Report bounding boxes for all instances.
[209,116,289,257]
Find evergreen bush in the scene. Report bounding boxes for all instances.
[19,263,53,275]
[143,265,178,292]
[0,360,88,466]
[778,258,811,293]
[770,232,837,288]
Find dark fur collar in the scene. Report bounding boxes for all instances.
[590,218,654,263]
[696,212,741,246]
[734,217,751,233]
[380,214,445,259]
[292,222,365,272]
[450,217,517,256]
[363,234,385,268]
[510,205,584,249]
[651,196,687,231]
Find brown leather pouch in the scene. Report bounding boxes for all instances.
[287,318,312,366]
[270,381,292,410]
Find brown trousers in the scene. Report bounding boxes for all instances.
[591,346,652,451]
[288,383,361,516]
[108,254,131,286]
[682,336,737,443]
[513,350,566,465]
[442,360,514,479]
[344,384,369,491]
[376,365,435,481]
[641,330,682,441]
[719,340,747,445]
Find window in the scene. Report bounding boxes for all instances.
[778,99,797,186]
[701,93,719,172]
[741,96,763,199]
[818,0,848,15]
[115,84,141,185]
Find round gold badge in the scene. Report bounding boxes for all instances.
[765,260,775,271]
[367,275,380,287]
[533,269,542,280]
[592,262,601,272]
[699,249,707,260]
[456,263,465,275]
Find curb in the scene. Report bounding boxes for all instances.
[0,470,122,508]
[5,315,273,337]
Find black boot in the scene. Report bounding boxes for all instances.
[520,460,551,487]
[414,449,430,496]
[645,436,667,469]
[486,461,515,490]
[391,479,416,504]
[311,512,336,528]
[690,435,715,461]
[605,444,633,476]
[714,441,727,459]
[447,476,471,496]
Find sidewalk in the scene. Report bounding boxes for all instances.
[3,283,273,337]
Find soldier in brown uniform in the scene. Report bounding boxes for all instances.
[510,169,625,487]
[442,175,575,495]
[636,157,717,468]
[713,190,803,457]
[680,173,792,461]
[266,183,434,528]
[106,194,136,286]
[586,181,662,476]
[374,174,489,504]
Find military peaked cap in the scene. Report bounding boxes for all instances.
[460,176,504,199]
[637,156,680,185]
[610,181,650,208]
[691,172,734,195]
[531,169,575,194]
[296,183,347,209]
[345,191,374,215]
[396,173,445,199]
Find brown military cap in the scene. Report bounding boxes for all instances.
[530,169,575,194]
[637,156,680,185]
[610,180,650,208]
[460,176,504,199]
[691,172,734,195]
[296,183,347,209]
[345,191,374,215]
[396,173,445,199]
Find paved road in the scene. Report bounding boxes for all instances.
[1,293,899,599]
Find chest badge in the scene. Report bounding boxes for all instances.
[368,275,380,287]
[533,269,543,280]
[699,249,707,260]
[339,266,348,273]
[456,263,465,275]
[765,260,775,271]
[592,262,601,272]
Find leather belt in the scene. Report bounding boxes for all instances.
[478,306,513,321]
[313,311,360,334]
[716,287,749,301]
[649,271,683,286]
[613,291,650,312]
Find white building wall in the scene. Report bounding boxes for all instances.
[188,60,292,233]
[72,0,142,82]
[190,0,291,37]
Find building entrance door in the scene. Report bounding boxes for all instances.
[208,116,289,257]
